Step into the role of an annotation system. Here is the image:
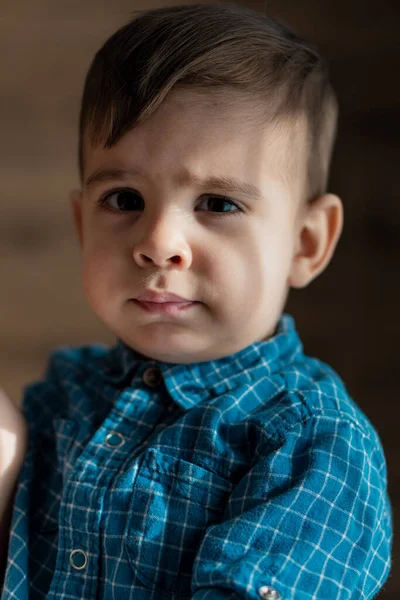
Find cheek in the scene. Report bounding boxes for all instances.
[80,243,122,309]
[207,234,266,311]
[223,225,292,306]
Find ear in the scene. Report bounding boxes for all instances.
[70,189,84,249]
[288,193,344,289]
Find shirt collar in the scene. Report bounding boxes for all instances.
[102,312,303,410]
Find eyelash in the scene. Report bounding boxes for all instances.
[95,188,244,219]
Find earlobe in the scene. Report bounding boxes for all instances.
[70,189,84,248]
[288,193,344,289]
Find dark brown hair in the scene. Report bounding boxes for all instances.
[78,2,338,201]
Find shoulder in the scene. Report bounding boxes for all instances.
[251,352,383,455]
[47,342,111,370]
[249,356,390,517]
[21,343,113,426]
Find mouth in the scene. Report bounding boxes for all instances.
[133,299,197,315]
[135,290,192,303]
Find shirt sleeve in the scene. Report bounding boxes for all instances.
[190,415,392,600]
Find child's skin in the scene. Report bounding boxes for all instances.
[0,389,27,579]
[71,88,343,364]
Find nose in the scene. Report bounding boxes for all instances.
[132,214,192,270]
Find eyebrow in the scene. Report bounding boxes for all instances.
[83,167,263,201]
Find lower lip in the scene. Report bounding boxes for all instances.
[134,300,197,315]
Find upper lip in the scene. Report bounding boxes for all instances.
[135,290,192,303]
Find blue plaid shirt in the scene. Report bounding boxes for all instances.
[1,313,392,599]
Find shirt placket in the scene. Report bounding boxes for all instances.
[45,363,165,600]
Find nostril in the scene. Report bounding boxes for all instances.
[138,253,183,265]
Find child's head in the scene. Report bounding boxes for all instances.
[70,2,343,364]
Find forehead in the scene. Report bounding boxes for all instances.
[82,88,307,200]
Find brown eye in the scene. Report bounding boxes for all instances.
[102,190,143,211]
[196,195,241,215]
[96,190,243,219]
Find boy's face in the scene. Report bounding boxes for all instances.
[72,89,327,364]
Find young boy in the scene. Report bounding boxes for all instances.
[0,3,392,599]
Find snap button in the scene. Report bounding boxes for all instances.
[105,431,125,448]
[258,586,281,600]
[69,549,88,570]
[142,366,162,387]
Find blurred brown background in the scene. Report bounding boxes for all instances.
[0,0,398,597]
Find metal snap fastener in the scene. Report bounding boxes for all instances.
[142,366,162,387]
[258,586,281,600]
[105,431,125,448]
[69,549,88,570]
